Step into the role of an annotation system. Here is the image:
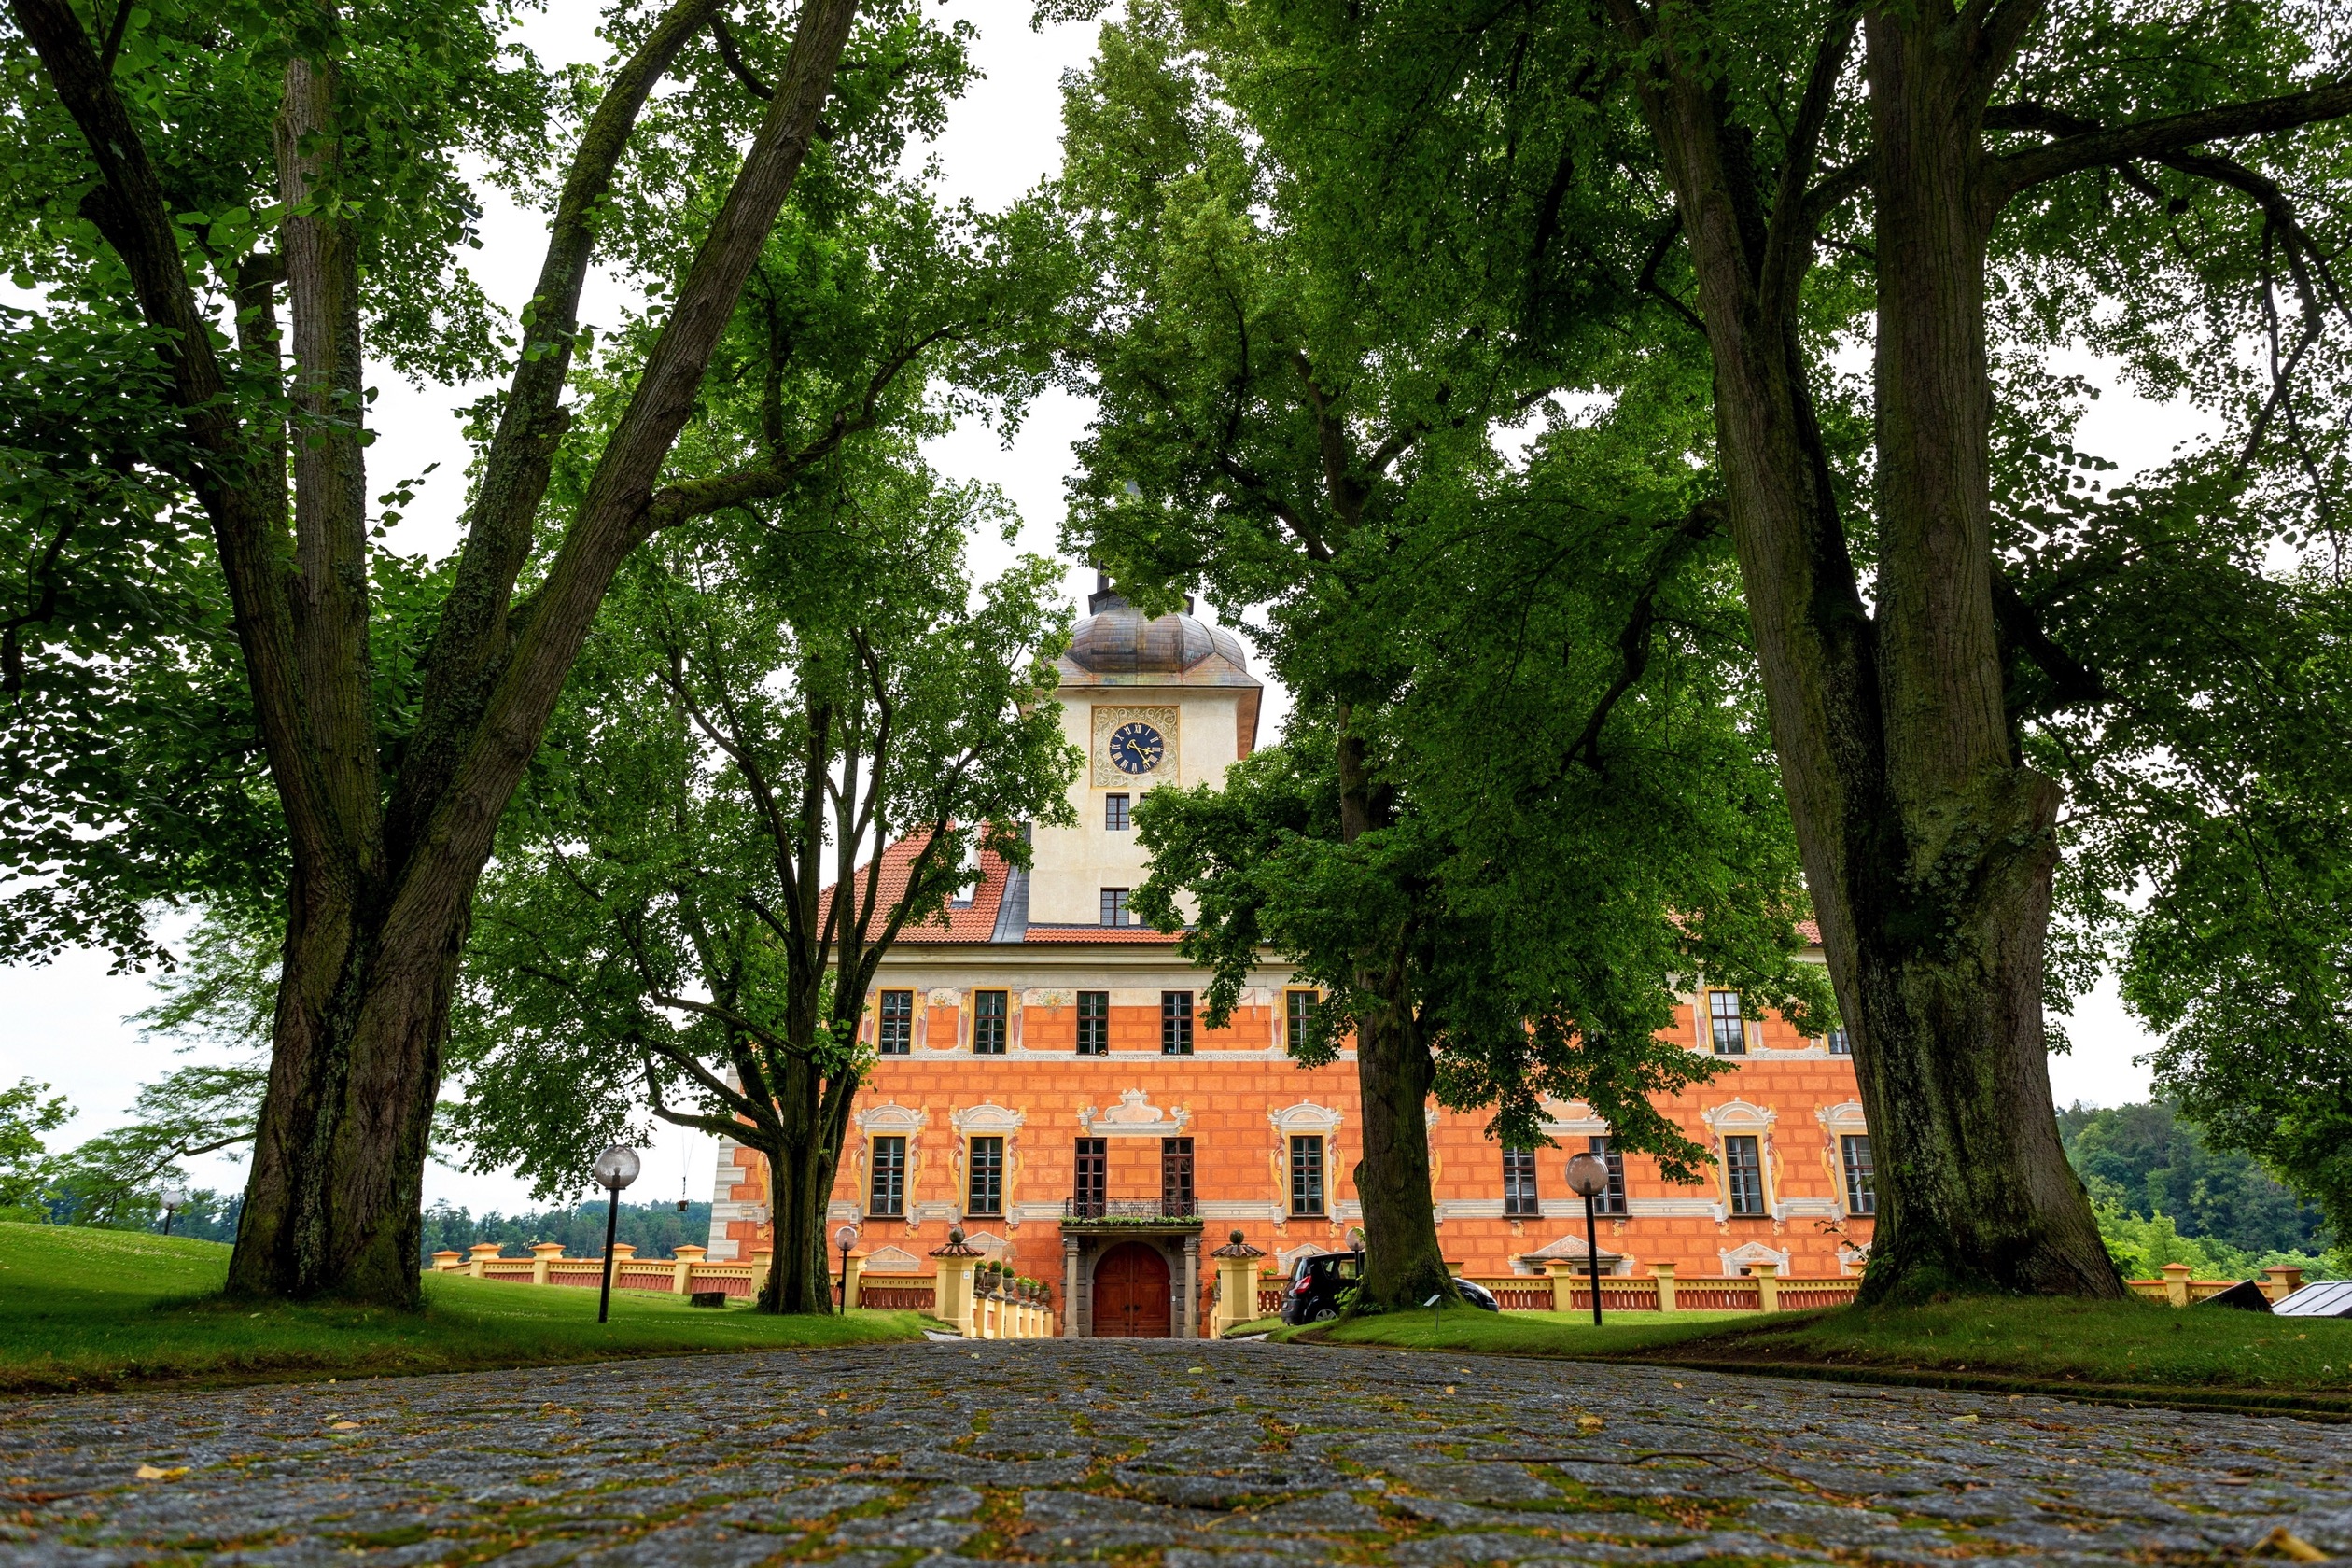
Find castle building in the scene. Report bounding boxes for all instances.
[706,584,1876,1336]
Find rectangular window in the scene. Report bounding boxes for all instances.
[1588,1135,1629,1215]
[1841,1134,1876,1215]
[877,989,913,1057]
[1161,1137,1196,1214]
[1104,793,1130,831]
[967,1136,1004,1217]
[1100,888,1130,927]
[1285,988,1319,1053]
[973,989,1008,1055]
[1708,990,1746,1055]
[1076,990,1109,1056]
[1072,1137,1106,1217]
[1161,990,1194,1056]
[1289,1135,1326,1216]
[869,1136,906,1218]
[1502,1148,1540,1216]
[1826,1027,1852,1056]
[1724,1134,1765,1216]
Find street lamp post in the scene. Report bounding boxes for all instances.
[1563,1153,1612,1327]
[157,1186,189,1238]
[835,1225,859,1312]
[592,1146,641,1324]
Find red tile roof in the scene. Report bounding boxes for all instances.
[821,834,1185,945]
[818,833,1006,945]
[1023,925,1182,945]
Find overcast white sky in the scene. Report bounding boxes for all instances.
[0,2,2214,1217]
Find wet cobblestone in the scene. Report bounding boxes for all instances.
[2,1339,2347,1564]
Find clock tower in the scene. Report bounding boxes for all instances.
[1023,577,1261,930]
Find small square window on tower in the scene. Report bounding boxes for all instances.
[1104,793,1130,831]
[1100,888,1130,927]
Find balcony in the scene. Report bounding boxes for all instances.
[1060,1197,1202,1232]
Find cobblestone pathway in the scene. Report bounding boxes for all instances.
[4,1340,2348,1565]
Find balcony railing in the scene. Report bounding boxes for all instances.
[1062,1197,1199,1222]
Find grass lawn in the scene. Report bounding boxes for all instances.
[1286,1295,2352,1413]
[0,1222,933,1394]
[1279,1307,1765,1357]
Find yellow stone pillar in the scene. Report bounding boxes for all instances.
[467,1242,500,1279]
[530,1241,564,1285]
[931,1229,982,1336]
[2261,1266,2305,1304]
[1651,1261,1677,1314]
[671,1243,705,1295]
[1209,1229,1267,1337]
[2161,1260,2192,1308]
[1753,1261,1780,1312]
[1544,1259,1575,1314]
[430,1249,463,1272]
[843,1249,868,1310]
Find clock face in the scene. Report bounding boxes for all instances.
[1107,721,1166,776]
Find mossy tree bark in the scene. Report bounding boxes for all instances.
[11,0,862,1302]
[1336,725,1452,1311]
[1606,0,2352,1301]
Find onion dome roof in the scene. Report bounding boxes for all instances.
[1061,576,1253,679]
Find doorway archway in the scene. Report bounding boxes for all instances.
[1091,1241,1171,1337]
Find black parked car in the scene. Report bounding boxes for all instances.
[1281,1251,1361,1323]
[1280,1251,1502,1323]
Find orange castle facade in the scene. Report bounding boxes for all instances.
[706,584,1875,1336]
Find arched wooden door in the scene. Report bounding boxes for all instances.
[1092,1241,1172,1338]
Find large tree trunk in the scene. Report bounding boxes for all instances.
[757,1057,835,1314]
[1335,721,1451,1309]
[234,912,465,1303]
[1848,10,2115,1301]
[1609,0,2119,1304]
[1350,1003,1449,1309]
[222,0,856,1297]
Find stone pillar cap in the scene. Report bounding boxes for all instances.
[1210,1228,1264,1258]
[529,1241,566,1257]
[468,1242,503,1256]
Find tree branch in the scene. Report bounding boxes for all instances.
[1559,503,1721,772]
[710,11,775,99]
[1760,9,1858,315]
[1990,81,2352,209]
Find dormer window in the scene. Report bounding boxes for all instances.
[948,835,980,908]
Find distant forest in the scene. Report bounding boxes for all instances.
[2058,1101,2333,1273]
